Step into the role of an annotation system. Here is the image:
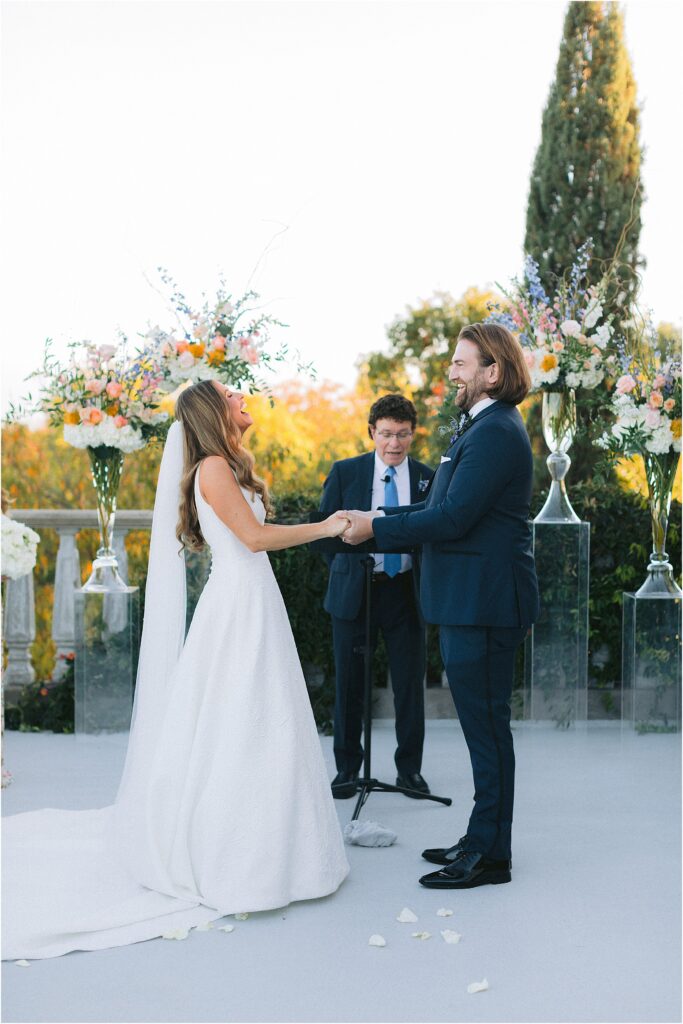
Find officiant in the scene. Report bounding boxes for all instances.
[319,394,434,800]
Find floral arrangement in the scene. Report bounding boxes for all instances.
[596,343,681,459]
[24,339,169,453]
[138,271,290,394]
[488,243,619,392]
[1,513,40,580]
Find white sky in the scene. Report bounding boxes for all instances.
[2,0,681,414]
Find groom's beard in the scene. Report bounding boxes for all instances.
[455,378,489,413]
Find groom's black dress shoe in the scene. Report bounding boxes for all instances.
[331,771,359,799]
[421,836,468,865]
[395,772,431,798]
[419,849,511,889]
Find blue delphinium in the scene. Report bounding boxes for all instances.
[523,255,549,306]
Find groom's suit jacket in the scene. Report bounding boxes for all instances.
[373,402,539,628]
[319,451,434,621]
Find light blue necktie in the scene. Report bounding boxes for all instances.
[383,466,401,578]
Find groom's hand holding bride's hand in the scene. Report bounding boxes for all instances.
[340,510,379,545]
[324,511,352,537]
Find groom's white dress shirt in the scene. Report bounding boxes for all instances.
[372,452,411,574]
[468,396,498,418]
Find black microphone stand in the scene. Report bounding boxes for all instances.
[310,529,451,820]
[350,554,451,819]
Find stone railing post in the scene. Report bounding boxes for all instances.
[51,526,82,679]
[3,573,36,700]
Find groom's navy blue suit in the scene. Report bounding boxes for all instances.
[374,401,539,860]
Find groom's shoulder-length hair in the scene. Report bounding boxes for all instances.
[458,323,531,406]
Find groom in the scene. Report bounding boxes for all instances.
[342,323,539,889]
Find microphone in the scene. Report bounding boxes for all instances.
[380,473,390,484]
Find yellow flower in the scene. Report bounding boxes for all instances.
[672,419,682,440]
[207,349,225,366]
[540,353,558,372]
[188,343,206,358]
[64,411,80,425]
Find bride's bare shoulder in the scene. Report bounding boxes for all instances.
[198,456,239,502]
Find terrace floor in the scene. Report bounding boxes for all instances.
[1,720,681,1024]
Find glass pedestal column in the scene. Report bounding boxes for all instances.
[74,587,139,735]
[622,592,681,733]
[524,521,590,726]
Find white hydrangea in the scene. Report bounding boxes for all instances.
[579,367,603,389]
[592,324,611,349]
[1,514,40,580]
[560,320,581,338]
[645,422,675,455]
[565,371,582,389]
[64,421,146,453]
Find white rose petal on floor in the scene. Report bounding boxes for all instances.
[467,979,489,994]
[368,935,386,947]
[436,908,453,917]
[411,931,431,940]
[396,907,418,923]
[440,929,462,944]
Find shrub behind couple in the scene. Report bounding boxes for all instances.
[2,322,538,962]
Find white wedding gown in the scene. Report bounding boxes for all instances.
[2,466,349,960]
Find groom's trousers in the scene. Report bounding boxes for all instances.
[440,624,527,862]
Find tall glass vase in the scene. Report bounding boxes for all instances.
[636,452,682,597]
[534,390,580,524]
[82,445,128,592]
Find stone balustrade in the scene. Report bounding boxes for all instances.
[2,510,152,700]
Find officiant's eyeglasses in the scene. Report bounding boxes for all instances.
[374,429,413,441]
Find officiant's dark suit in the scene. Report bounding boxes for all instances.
[319,395,434,797]
[352,324,539,887]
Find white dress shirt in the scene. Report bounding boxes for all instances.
[469,396,498,418]
[372,452,412,574]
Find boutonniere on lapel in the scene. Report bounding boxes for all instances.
[448,412,473,446]
[418,477,430,494]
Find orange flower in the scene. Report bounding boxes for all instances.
[188,343,206,358]
[175,341,190,354]
[207,349,225,366]
[64,411,80,425]
[671,419,682,440]
[89,409,103,425]
[104,403,120,416]
[540,353,558,372]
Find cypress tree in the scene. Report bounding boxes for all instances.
[525,1,643,304]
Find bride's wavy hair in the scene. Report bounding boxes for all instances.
[174,380,272,552]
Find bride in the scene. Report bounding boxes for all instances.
[2,379,350,960]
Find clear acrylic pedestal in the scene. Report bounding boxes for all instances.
[524,521,590,726]
[74,587,139,735]
[622,592,681,733]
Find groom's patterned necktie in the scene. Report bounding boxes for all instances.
[383,466,401,578]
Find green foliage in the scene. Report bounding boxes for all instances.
[525,1,643,310]
[5,655,75,733]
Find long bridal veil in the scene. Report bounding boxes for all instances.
[2,422,221,961]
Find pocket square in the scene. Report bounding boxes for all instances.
[440,456,451,464]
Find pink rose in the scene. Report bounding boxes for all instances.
[616,374,637,395]
[114,415,129,428]
[89,408,103,425]
[245,348,259,365]
[85,379,105,395]
[523,350,536,368]
[664,398,676,413]
[649,391,663,409]
[178,350,195,369]
[106,381,123,399]
[212,336,226,351]
[653,374,666,389]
